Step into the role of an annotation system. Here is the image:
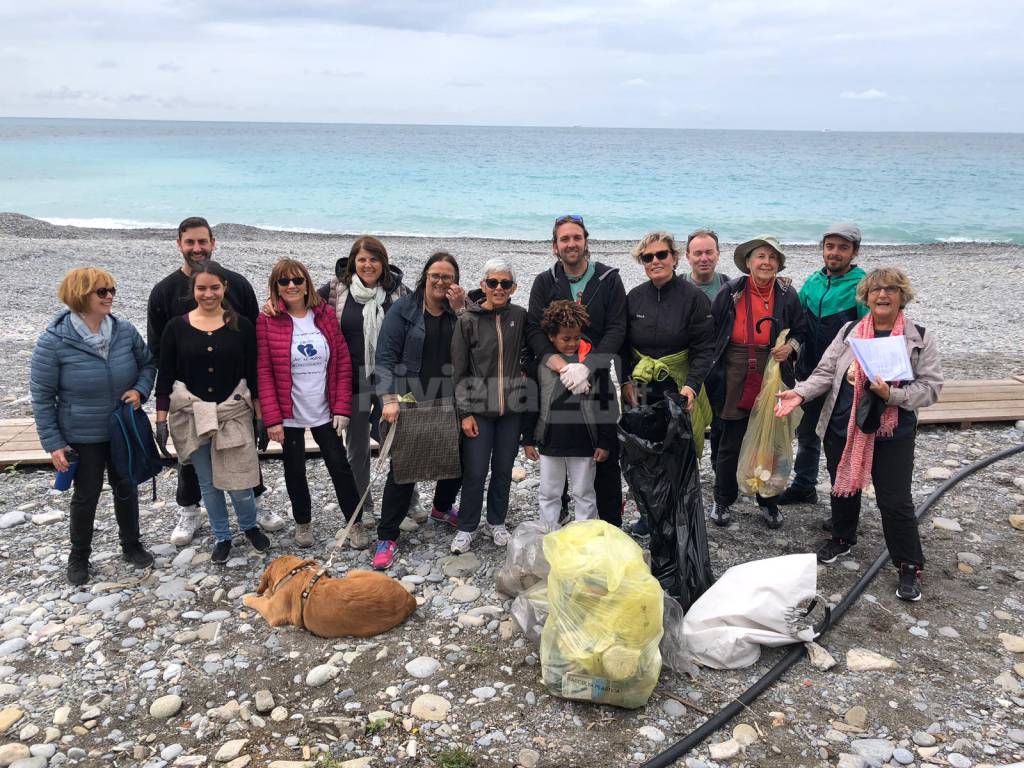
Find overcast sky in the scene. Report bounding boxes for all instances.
[1,0,1021,132]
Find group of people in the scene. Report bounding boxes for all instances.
[30,214,942,602]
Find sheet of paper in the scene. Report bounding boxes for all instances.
[848,336,914,382]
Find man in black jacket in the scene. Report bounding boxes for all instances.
[526,215,628,526]
[147,216,281,546]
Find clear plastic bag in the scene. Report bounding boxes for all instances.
[511,581,548,645]
[736,330,803,498]
[496,520,551,597]
[540,520,664,709]
[660,594,698,676]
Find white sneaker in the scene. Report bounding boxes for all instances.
[170,505,202,546]
[256,507,287,532]
[450,530,474,554]
[489,524,511,546]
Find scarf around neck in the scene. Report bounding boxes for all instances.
[832,311,905,496]
[348,275,386,375]
[71,313,113,360]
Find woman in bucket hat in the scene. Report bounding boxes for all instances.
[705,236,807,530]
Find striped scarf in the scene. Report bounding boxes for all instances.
[832,311,905,497]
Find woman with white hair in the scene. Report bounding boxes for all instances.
[449,258,530,553]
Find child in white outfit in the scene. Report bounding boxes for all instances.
[523,301,615,531]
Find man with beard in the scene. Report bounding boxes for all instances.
[147,216,284,546]
[526,215,628,526]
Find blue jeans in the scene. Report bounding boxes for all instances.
[189,443,258,542]
[791,393,826,489]
[458,413,522,532]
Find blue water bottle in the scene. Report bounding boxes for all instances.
[53,448,79,491]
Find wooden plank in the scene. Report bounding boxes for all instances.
[1014,375,1024,385]
[921,402,1024,416]
[934,390,1024,403]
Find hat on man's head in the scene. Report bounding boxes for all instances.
[822,222,862,246]
[734,236,786,274]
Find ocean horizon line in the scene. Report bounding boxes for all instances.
[2,114,1023,137]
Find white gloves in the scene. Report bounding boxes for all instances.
[560,363,591,395]
[332,415,350,436]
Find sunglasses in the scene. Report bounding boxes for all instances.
[276,276,306,287]
[640,250,672,264]
[484,278,514,290]
[94,287,117,298]
[555,214,585,226]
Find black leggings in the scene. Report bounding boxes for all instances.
[824,431,924,569]
[69,441,140,555]
[282,423,361,524]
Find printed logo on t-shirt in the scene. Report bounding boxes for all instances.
[298,343,318,358]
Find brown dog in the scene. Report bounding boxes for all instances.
[244,555,417,638]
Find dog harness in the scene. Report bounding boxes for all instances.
[265,560,331,629]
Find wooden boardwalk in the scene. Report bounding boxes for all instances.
[2,375,1022,466]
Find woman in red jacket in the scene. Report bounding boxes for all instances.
[257,259,363,549]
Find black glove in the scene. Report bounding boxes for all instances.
[155,421,172,459]
[255,419,269,452]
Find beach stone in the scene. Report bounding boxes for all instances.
[405,657,439,679]
[850,738,894,767]
[847,648,898,672]
[254,690,274,713]
[223,758,251,768]
[999,632,1024,652]
[1007,729,1024,744]
[806,641,837,671]
[939,626,961,638]
[11,757,47,768]
[1016,662,1024,676]
[0,744,29,766]
[836,756,869,768]
[517,748,540,768]
[214,739,248,762]
[270,706,288,721]
[924,467,951,480]
[947,754,971,768]
[30,511,62,526]
[912,730,936,747]
[86,593,123,612]
[450,585,481,603]
[845,705,868,729]
[511,467,527,482]
[708,738,741,760]
[305,664,340,687]
[0,641,26,659]
[1009,514,1024,531]
[732,723,758,745]
[440,553,481,577]
[0,710,22,734]
[957,552,982,566]
[892,747,914,764]
[0,513,26,530]
[639,726,666,743]
[410,693,450,721]
[932,517,962,532]
[471,686,496,701]
[662,699,687,718]
[995,670,1022,693]
[150,694,183,718]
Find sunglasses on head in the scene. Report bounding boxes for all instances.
[640,250,671,264]
[94,287,117,298]
[276,276,306,287]
[555,214,585,226]
[484,278,514,290]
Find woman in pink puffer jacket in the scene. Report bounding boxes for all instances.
[257,258,363,549]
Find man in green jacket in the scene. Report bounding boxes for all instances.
[778,223,867,525]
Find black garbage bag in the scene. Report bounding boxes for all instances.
[619,394,715,610]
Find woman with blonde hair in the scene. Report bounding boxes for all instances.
[777,267,942,601]
[259,258,362,548]
[31,267,156,585]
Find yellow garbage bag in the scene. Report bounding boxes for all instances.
[736,330,803,498]
[540,520,664,709]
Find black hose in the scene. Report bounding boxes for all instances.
[641,438,1024,768]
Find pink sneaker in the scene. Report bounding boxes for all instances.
[372,540,398,570]
[429,505,459,528]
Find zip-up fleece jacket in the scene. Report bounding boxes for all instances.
[621,274,715,394]
[526,260,627,380]
[256,301,353,428]
[796,266,868,379]
[31,312,156,452]
[793,317,942,439]
[375,294,459,402]
[451,301,530,419]
[706,275,807,410]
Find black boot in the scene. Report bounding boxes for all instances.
[67,551,90,586]
[121,541,155,568]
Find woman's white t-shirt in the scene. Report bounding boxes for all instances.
[283,312,331,428]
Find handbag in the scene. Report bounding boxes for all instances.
[388,397,462,484]
[736,288,763,412]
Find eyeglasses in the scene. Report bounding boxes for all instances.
[94,287,117,298]
[868,285,900,295]
[640,250,672,264]
[427,273,455,284]
[555,214,586,226]
[484,278,514,290]
[276,276,306,287]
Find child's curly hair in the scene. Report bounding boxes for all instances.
[541,300,590,336]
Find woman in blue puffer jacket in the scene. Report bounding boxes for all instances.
[30,267,157,586]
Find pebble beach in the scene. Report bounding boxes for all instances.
[0,213,1022,768]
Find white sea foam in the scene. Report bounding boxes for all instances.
[41,216,176,230]
[253,223,335,235]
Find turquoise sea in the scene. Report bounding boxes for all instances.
[1,117,1022,244]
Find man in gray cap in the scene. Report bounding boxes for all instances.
[778,223,867,525]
